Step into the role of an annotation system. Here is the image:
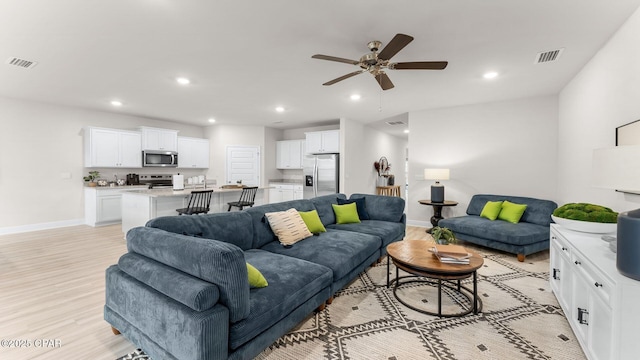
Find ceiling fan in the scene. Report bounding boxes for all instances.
[312,33,447,91]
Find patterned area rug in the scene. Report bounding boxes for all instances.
[118,246,586,360]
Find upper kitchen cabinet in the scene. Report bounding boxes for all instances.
[177,137,210,168]
[305,130,339,154]
[276,140,304,169]
[84,127,142,168]
[139,127,178,151]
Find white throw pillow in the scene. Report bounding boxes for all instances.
[265,208,313,245]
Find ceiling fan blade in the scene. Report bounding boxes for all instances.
[377,34,414,61]
[375,72,394,90]
[391,61,448,70]
[322,70,365,86]
[312,54,360,65]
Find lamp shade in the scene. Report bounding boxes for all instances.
[424,168,450,181]
[592,145,640,192]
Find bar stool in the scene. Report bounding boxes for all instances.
[227,186,258,211]
[176,190,213,215]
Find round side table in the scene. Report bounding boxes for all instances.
[418,200,458,232]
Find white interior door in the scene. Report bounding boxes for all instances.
[226,146,260,186]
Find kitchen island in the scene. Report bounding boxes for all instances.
[121,186,268,235]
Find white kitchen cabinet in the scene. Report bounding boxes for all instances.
[140,127,178,151]
[293,185,303,200]
[269,183,295,203]
[84,187,135,226]
[550,224,640,360]
[84,127,142,168]
[178,137,210,168]
[276,140,304,169]
[305,130,339,154]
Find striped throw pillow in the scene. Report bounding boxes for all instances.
[265,208,313,245]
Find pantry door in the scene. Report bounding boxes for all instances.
[226,146,260,186]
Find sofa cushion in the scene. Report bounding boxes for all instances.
[245,200,317,249]
[480,201,503,221]
[259,229,381,281]
[498,200,527,224]
[326,220,405,248]
[439,215,550,245]
[349,194,405,223]
[127,227,250,322]
[146,212,254,251]
[337,197,370,220]
[230,249,332,350]
[309,193,348,225]
[466,194,557,226]
[332,203,361,224]
[299,210,327,233]
[265,208,312,245]
[246,263,268,288]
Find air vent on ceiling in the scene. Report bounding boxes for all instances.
[534,48,564,64]
[6,57,38,69]
[386,120,406,126]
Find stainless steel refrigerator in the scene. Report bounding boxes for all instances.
[303,154,339,199]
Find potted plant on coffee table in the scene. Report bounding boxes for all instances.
[431,226,456,245]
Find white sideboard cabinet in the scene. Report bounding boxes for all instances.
[549,224,640,360]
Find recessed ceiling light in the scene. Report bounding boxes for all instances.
[176,77,190,85]
[350,94,361,101]
[275,106,285,113]
[403,129,410,134]
[208,118,216,123]
[110,100,122,107]
[483,71,498,79]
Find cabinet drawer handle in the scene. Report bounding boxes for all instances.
[552,236,556,240]
[552,268,560,280]
[574,260,581,265]
[594,282,603,288]
[578,307,589,325]
[562,247,568,251]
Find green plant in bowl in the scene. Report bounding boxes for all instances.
[553,203,618,223]
[83,171,100,186]
[431,226,456,245]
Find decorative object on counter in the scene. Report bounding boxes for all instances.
[126,173,140,185]
[374,156,392,187]
[424,168,449,203]
[430,226,456,245]
[97,179,109,187]
[551,203,617,234]
[83,171,100,187]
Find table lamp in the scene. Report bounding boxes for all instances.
[593,145,640,280]
[424,168,450,203]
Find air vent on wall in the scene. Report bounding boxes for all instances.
[5,57,38,69]
[386,120,406,126]
[534,48,564,64]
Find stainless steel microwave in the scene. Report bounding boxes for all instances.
[142,150,178,167]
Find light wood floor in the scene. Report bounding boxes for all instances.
[0,224,431,360]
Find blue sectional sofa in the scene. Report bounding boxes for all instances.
[438,194,557,262]
[104,193,405,360]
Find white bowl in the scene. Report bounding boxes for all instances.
[552,215,617,234]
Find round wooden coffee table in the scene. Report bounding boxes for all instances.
[386,240,484,317]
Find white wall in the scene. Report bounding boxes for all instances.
[558,7,640,213]
[341,118,407,197]
[0,96,205,233]
[407,96,559,227]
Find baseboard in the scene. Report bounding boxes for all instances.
[407,220,430,228]
[0,218,85,236]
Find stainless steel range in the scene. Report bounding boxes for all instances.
[139,174,174,189]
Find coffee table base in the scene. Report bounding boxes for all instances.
[389,260,483,318]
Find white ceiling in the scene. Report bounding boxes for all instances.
[1,1,639,138]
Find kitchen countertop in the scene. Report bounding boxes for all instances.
[268,179,303,185]
[123,186,271,198]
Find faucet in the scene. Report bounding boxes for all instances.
[203,176,207,189]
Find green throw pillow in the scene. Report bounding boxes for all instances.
[498,200,527,224]
[332,203,361,224]
[247,263,268,288]
[480,201,503,221]
[298,210,327,233]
